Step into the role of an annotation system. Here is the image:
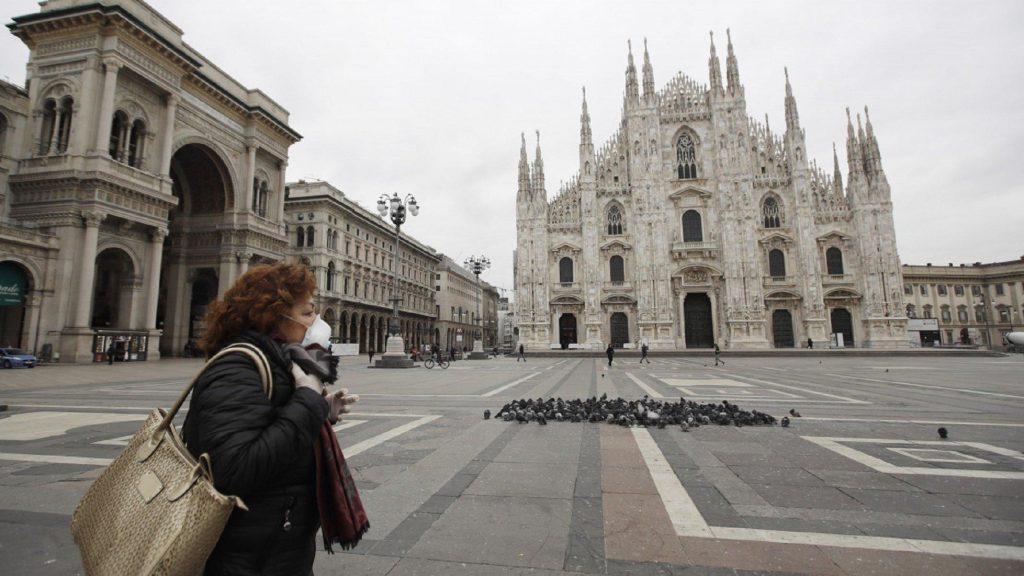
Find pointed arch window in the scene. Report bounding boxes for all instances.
[762,196,782,228]
[607,205,623,235]
[56,97,73,153]
[682,210,703,242]
[327,261,336,292]
[768,249,786,278]
[826,247,844,275]
[39,99,57,155]
[609,255,625,283]
[676,134,697,179]
[559,257,574,284]
[306,225,315,247]
[296,226,305,247]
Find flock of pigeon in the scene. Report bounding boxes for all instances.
[486,394,781,430]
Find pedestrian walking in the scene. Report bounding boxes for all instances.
[107,340,115,365]
[640,342,650,364]
[606,343,615,367]
[714,343,725,366]
[517,343,526,362]
[807,337,813,349]
[368,346,375,365]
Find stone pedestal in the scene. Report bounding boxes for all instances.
[375,335,414,368]
[468,338,489,359]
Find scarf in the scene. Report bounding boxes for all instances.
[314,420,370,552]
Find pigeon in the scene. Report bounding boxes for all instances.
[483,409,491,420]
[537,414,547,425]
[937,427,948,439]
[789,409,802,418]
[781,416,790,428]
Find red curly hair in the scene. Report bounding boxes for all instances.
[198,262,316,357]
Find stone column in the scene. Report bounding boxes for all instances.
[93,59,122,154]
[237,251,252,278]
[244,142,257,213]
[48,106,64,155]
[677,289,687,348]
[144,227,167,330]
[276,161,288,221]
[159,93,179,176]
[218,252,235,297]
[709,289,720,346]
[73,211,105,327]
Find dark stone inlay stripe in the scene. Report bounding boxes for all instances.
[565,422,606,574]
[363,423,522,557]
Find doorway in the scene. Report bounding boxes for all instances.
[830,308,854,347]
[559,313,577,350]
[610,312,629,348]
[683,292,714,348]
[772,309,795,348]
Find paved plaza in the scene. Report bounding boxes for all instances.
[1,353,1022,575]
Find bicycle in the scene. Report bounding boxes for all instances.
[424,355,450,369]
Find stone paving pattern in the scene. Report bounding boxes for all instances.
[0,353,1022,575]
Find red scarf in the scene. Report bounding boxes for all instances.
[314,421,370,552]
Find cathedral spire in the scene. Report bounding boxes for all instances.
[625,39,639,107]
[832,142,844,197]
[642,38,655,102]
[708,31,723,94]
[784,67,800,132]
[580,86,592,147]
[864,106,883,172]
[725,28,741,95]
[533,130,545,193]
[845,107,864,186]
[518,132,531,196]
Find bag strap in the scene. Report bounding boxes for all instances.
[159,343,273,432]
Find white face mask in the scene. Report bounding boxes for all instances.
[300,314,333,349]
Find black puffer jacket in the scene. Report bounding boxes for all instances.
[183,331,328,576]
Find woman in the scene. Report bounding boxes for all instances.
[183,262,355,575]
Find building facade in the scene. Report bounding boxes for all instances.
[0,0,300,362]
[515,34,907,350]
[902,258,1024,350]
[284,180,440,354]
[434,254,498,352]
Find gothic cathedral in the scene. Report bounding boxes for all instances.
[514,33,908,351]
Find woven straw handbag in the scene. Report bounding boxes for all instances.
[71,343,273,576]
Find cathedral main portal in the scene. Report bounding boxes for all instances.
[684,293,714,348]
[559,313,578,349]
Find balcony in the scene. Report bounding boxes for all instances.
[603,281,633,292]
[823,274,854,286]
[671,240,719,260]
[763,275,796,287]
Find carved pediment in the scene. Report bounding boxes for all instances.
[601,294,637,305]
[816,230,854,245]
[758,231,795,247]
[599,238,633,252]
[550,242,582,255]
[765,290,802,300]
[824,288,861,299]
[551,295,585,305]
[668,184,712,204]
[672,265,723,284]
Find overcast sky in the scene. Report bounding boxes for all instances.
[3,0,1022,293]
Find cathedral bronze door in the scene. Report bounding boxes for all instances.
[683,293,713,348]
[559,313,578,349]
[830,308,854,347]
[610,313,629,348]
[772,309,795,348]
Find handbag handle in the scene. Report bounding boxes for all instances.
[158,343,272,434]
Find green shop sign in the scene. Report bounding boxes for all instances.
[0,262,26,306]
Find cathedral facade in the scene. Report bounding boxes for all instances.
[515,34,908,350]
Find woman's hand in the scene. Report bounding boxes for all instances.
[291,363,325,395]
[326,388,359,424]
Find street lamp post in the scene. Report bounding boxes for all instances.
[464,255,490,359]
[375,192,419,368]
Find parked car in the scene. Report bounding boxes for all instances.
[1,347,37,368]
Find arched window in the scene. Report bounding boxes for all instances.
[296,226,305,247]
[762,196,782,228]
[109,111,127,159]
[128,119,146,168]
[609,255,624,282]
[676,134,697,179]
[922,305,933,319]
[682,210,703,242]
[39,99,57,155]
[768,249,786,277]
[327,261,336,291]
[826,247,844,275]
[607,205,623,235]
[559,257,574,284]
[0,113,7,156]
[56,97,73,153]
[258,181,270,217]
[306,225,315,247]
